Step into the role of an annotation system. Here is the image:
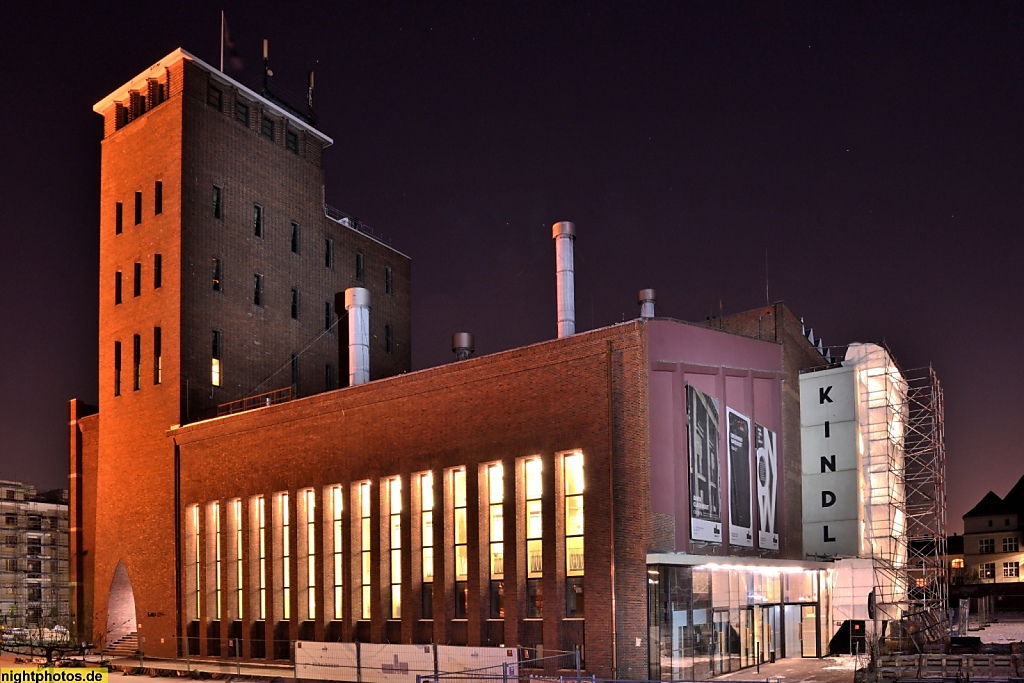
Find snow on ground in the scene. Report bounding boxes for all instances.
[822,656,861,671]
[972,615,1024,644]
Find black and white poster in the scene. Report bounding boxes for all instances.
[687,385,721,543]
[755,422,779,550]
[727,408,754,547]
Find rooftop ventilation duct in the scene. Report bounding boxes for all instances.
[345,287,371,385]
[452,333,474,361]
[639,288,656,319]
[552,221,576,338]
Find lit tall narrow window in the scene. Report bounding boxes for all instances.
[304,489,316,619]
[488,463,504,618]
[133,262,141,297]
[525,457,543,618]
[211,330,222,387]
[359,482,371,620]
[388,477,402,619]
[114,341,121,396]
[564,451,584,617]
[154,181,163,215]
[420,473,434,619]
[234,499,244,619]
[193,504,201,619]
[154,254,162,289]
[253,204,264,238]
[153,327,162,385]
[453,468,468,618]
[212,258,223,291]
[132,334,141,391]
[210,502,222,619]
[257,497,267,619]
[281,493,291,620]
[330,485,344,619]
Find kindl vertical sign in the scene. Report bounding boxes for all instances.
[800,365,860,557]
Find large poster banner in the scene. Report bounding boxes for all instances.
[755,422,779,550]
[687,384,721,543]
[727,408,753,547]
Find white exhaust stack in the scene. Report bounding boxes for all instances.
[452,333,474,361]
[345,287,371,385]
[639,289,656,319]
[552,221,576,338]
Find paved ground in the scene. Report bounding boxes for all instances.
[716,654,864,683]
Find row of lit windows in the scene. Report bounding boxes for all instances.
[113,329,162,396]
[977,537,1020,553]
[207,84,301,154]
[114,182,162,235]
[978,561,1020,579]
[184,453,585,625]
[114,255,162,304]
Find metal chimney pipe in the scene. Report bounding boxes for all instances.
[345,287,371,385]
[452,332,474,361]
[639,289,656,319]
[552,221,576,338]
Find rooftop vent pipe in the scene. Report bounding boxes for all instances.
[345,287,371,386]
[639,289,656,319]
[552,221,576,338]
[452,333,474,361]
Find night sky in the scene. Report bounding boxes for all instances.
[2,3,1022,532]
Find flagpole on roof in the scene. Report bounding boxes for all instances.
[220,10,225,72]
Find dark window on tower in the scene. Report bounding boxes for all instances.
[154,254,162,289]
[134,192,142,224]
[115,271,122,305]
[153,326,162,385]
[385,324,393,353]
[212,258,223,291]
[355,252,364,281]
[236,101,249,125]
[291,288,300,320]
[324,301,332,331]
[115,202,123,235]
[290,354,299,393]
[324,239,333,268]
[286,130,298,153]
[253,274,263,306]
[114,341,122,396]
[325,364,333,390]
[385,266,393,294]
[253,204,263,238]
[132,334,141,391]
[213,186,223,219]
[261,115,275,140]
[290,222,299,253]
[208,85,223,111]
[133,263,141,297]
[155,181,163,215]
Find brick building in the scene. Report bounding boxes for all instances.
[71,48,838,680]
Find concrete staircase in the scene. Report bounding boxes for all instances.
[102,632,138,658]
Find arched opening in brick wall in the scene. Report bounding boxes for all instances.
[106,561,137,647]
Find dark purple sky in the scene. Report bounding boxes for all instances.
[2,2,1021,531]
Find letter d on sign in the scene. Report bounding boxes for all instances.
[821,490,836,507]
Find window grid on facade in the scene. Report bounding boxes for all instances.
[153,327,162,385]
[115,271,122,305]
[389,477,402,619]
[331,485,344,620]
[281,493,291,620]
[1004,562,1020,578]
[488,463,504,619]
[980,538,995,554]
[133,262,141,297]
[193,505,201,619]
[564,451,584,618]
[291,222,299,253]
[257,497,267,619]
[154,254,162,289]
[213,186,223,219]
[134,191,142,225]
[525,457,543,618]
[1004,537,1020,553]
[304,489,316,619]
[420,473,434,618]
[211,502,222,619]
[212,330,222,387]
[114,341,121,396]
[235,101,249,125]
[253,274,263,306]
[453,468,468,618]
[155,181,163,215]
[213,258,223,291]
[208,85,222,111]
[262,116,274,140]
[132,334,141,391]
[234,499,243,619]
[286,130,298,153]
[359,482,371,620]
[980,562,995,579]
[253,204,264,238]
[115,202,123,234]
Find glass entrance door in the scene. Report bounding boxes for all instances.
[801,605,818,657]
